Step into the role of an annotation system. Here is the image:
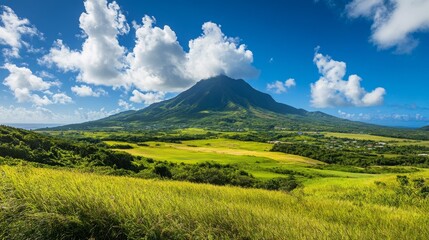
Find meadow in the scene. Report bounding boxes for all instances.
[1,165,428,239]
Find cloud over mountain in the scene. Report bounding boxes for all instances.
[125,15,191,92]
[185,22,258,81]
[42,0,258,102]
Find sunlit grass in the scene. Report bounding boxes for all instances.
[1,166,428,239]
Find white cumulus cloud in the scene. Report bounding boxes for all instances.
[129,89,165,105]
[185,22,258,81]
[126,15,191,92]
[0,6,40,58]
[2,63,72,106]
[52,93,73,104]
[41,0,129,88]
[346,0,429,53]
[118,99,133,110]
[311,51,386,108]
[71,84,106,97]
[267,78,296,94]
[2,63,60,106]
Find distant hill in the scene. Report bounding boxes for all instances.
[51,75,429,139]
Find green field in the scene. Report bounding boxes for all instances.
[324,132,429,146]
[1,166,428,239]
[105,138,382,179]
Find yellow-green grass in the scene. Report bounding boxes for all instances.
[323,132,429,146]
[175,128,209,135]
[396,140,429,147]
[109,141,274,164]
[105,139,382,180]
[303,169,429,209]
[1,166,428,239]
[107,138,319,165]
[181,138,273,151]
[323,132,409,141]
[106,140,290,179]
[324,132,429,148]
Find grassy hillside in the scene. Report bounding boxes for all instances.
[3,125,429,238]
[1,166,429,239]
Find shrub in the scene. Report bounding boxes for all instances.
[258,176,299,192]
[153,164,172,178]
[109,144,133,149]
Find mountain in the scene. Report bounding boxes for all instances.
[54,75,383,132]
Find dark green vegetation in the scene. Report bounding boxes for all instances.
[51,75,429,140]
[395,175,429,198]
[0,125,136,171]
[272,141,429,167]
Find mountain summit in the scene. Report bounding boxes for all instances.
[55,75,373,131]
[143,75,306,115]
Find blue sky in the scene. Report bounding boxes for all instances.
[0,0,429,127]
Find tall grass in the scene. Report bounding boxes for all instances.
[1,166,429,239]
